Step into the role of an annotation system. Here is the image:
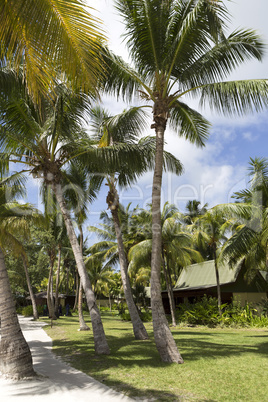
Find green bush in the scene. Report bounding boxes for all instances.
[140,310,152,322]
[175,296,268,328]
[100,306,110,312]
[121,311,131,321]
[176,296,221,326]
[21,304,43,317]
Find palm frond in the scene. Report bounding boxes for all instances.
[198,79,268,116]
[169,101,210,147]
[1,0,106,104]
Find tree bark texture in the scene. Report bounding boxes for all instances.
[151,123,183,363]
[78,281,90,331]
[52,183,110,354]
[0,247,35,378]
[22,255,39,320]
[111,204,149,340]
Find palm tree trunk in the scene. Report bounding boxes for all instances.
[162,253,176,327]
[78,280,90,330]
[22,255,39,320]
[107,183,149,340]
[77,225,90,331]
[151,122,183,363]
[72,268,79,312]
[52,182,109,354]
[0,247,35,379]
[54,244,61,315]
[47,256,57,320]
[212,246,222,316]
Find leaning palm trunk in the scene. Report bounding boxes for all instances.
[151,123,183,363]
[107,184,149,340]
[0,247,35,378]
[78,281,90,331]
[22,255,39,320]
[162,254,176,327]
[52,182,109,354]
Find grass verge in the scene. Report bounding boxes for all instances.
[43,312,268,401]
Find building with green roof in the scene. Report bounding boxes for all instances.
[162,260,268,313]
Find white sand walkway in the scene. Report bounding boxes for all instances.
[0,316,137,402]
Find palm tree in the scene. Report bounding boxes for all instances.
[102,0,268,362]
[63,164,99,330]
[88,106,182,340]
[183,200,208,225]
[0,83,115,354]
[0,177,36,378]
[1,0,105,106]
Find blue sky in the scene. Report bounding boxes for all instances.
[24,0,268,245]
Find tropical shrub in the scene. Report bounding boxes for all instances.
[21,304,43,317]
[175,296,268,327]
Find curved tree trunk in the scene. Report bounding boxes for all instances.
[151,121,183,363]
[54,244,61,315]
[22,255,39,320]
[162,253,176,327]
[78,280,90,331]
[0,247,35,379]
[52,182,109,354]
[107,183,149,340]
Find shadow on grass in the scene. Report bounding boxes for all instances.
[46,316,268,401]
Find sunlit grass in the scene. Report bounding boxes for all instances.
[43,312,268,401]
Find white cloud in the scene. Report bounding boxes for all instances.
[242,131,259,142]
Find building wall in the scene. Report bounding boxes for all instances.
[233,292,267,307]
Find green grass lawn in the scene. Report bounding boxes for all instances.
[43,312,268,401]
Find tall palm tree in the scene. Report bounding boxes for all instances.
[63,164,100,330]
[1,0,105,106]
[102,0,268,362]
[90,107,151,340]
[88,106,182,340]
[0,83,116,354]
[0,177,36,378]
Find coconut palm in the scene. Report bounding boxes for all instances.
[1,0,105,106]
[0,176,38,378]
[89,105,183,340]
[0,81,128,354]
[183,200,208,225]
[102,0,268,362]
[63,164,100,330]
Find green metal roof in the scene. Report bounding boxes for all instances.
[174,260,242,291]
